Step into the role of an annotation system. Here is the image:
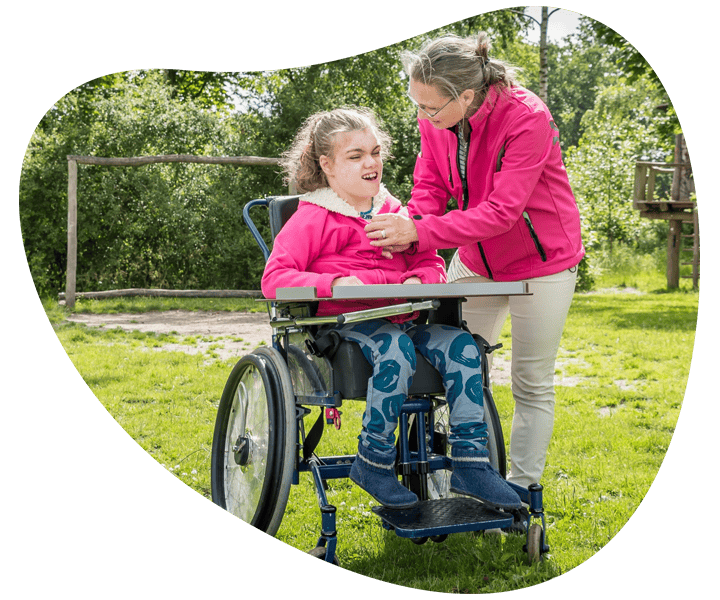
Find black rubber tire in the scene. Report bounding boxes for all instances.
[210,350,295,536]
[411,536,429,545]
[483,386,507,479]
[252,346,298,534]
[308,546,340,566]
[526,523,544,564]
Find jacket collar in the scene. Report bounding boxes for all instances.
[301,184,390,218]
[467,84,501,128]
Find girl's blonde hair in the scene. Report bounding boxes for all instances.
[401,31,520,115]
[280,107,392,193]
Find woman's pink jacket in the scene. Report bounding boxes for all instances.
[408,84,585,281]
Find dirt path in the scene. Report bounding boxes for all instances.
[66,310,273,363]
[66,310,521,384]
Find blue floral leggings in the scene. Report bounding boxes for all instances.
[334,319,487,457]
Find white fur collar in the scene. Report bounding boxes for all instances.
[301,184,390,218]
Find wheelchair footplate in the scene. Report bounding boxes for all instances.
[373,497,513,539]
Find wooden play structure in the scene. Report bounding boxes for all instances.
[633,134,698,288]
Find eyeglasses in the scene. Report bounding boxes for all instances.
[406,93,454,118]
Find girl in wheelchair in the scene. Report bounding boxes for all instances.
[261,107,520,511]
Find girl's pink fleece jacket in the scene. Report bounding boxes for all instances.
[408,84,585,281]
[261,185,446,319]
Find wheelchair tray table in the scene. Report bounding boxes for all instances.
[274,281,529,302]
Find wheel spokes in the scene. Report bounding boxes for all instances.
[224,364,271,523]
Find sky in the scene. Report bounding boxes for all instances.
[522,6,583,43]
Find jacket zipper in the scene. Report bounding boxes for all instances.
[522,211,547,262]
[457,124,494,279]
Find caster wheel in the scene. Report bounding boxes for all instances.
[430,534,448,543]
[308,546,340,566]
[526,523,544,564]
[411,536,429,545]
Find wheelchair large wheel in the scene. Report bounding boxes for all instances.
[211,347,296,536]
[408,390,506,500]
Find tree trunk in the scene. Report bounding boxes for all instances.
[539,6,549,104]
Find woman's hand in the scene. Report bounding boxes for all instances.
[365,213,419,249]
[402,276,422,285]
[331,276,363,287]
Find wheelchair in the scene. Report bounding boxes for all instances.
[210,195,549,565]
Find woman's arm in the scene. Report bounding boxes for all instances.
[411,110,556,253]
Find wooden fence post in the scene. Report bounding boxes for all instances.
[667,219,681,289]
[66,159,77,309]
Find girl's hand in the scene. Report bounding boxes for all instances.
[331,276,363,287]
[402,276,422,285]
[379,243,412,259]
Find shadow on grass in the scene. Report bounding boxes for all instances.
[571,294,698,332]
[340,526,561,593]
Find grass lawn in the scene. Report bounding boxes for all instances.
[44,269,698,593]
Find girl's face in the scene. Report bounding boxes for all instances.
[320,128,383,207]
[408,79,475,130]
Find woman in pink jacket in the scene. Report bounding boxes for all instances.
[366,32,585,496]
[262,107,521,511]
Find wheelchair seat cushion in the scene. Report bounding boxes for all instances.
[331,340,444,399]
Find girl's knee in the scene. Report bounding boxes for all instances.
[372,328,416,370]
[447,330,482,370]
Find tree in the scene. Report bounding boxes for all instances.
[544,19,621,149]
[164,70,237,110]
[507,6,561,104]
[20,72,277,296]
[564,76,677,251]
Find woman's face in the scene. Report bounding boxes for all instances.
[320,128,383,207]
[408,79,475,130]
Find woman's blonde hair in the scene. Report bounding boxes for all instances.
[401,31,520,115]
[280,106,393,193]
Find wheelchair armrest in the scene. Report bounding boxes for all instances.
[269,299,439,329]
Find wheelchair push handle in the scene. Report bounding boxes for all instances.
[243,197,272,261]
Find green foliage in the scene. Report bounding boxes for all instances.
[564,75,679,280]
[544,27,617,150]
[20,72,281,296]
[19,9,686,299]
[587,20,659,84]
[163,70,237,109]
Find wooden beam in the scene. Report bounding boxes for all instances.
[66,159,78,309]
[667,220,681,288]
[58,288,263,301]
[66,154,280,167]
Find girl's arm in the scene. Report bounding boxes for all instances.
[261,208,343,299]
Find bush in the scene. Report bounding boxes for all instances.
[20,73,283,297]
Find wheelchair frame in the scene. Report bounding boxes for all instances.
[210,196,549,565]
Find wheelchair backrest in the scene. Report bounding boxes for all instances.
[268,195,301,241]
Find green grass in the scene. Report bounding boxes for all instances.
[589,244,698,293]
[45,281,698,593]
